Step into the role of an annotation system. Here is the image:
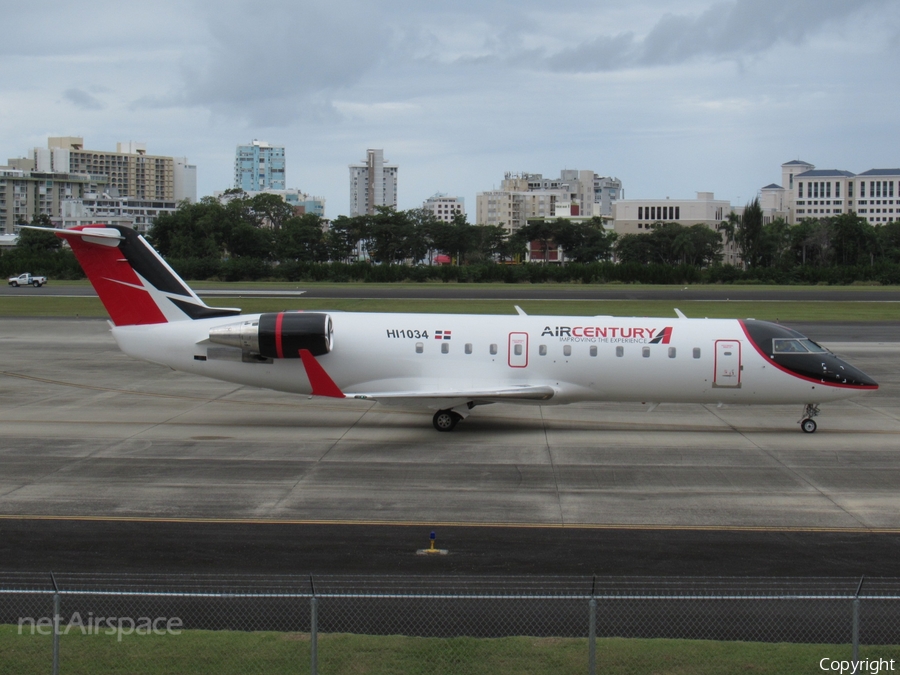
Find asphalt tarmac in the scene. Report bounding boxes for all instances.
[2,318,900,577]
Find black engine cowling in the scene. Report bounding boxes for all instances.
[258,312,333,358]
[208,312,334,359]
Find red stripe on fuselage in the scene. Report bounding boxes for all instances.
[738,320,877,390]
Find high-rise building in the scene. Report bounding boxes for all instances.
[0,166,107,234]
[37,137,178,200]
[349,149,398,217]
[422,193,464,222]
[234,140,285,192]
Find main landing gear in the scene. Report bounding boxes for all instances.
[433,409,462,432]
[799,403,820,434]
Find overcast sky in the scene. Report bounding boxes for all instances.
[2,0,898,217]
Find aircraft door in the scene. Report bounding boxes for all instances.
[714,340,741,387]
[508,332,528,368]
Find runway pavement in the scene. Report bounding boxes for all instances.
[2,318,900,575]
[5,282,900,301]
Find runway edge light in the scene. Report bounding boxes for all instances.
[416,530,448,556]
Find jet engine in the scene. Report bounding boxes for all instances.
[208,312,333,358]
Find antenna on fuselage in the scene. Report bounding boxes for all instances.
[514,305,527,316]
[674,308,687,319]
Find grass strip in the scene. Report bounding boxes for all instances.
[2,626,900,675]
[33,280,900,293]
[2,296,900,322]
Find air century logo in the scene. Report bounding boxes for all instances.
[540,325,674,344]
[648,327,673,344]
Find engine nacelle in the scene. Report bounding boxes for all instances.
[208,312,333,358]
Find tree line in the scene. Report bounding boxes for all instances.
[3,193,900,284]
[147,191,620,266]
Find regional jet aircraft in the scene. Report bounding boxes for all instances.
[41,225,878,433]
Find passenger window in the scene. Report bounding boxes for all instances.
[415,342,423,354]
[514,344,523,356]
[465,343,472,354]
[616,346,624,357]
[441,343,449,354]
[490,344,497,355]
[693,348,701,359]
[668,347,676,358]
[642,347,650,358]
[563,345,571,356]
[539,345,547,356]
[590,346,597,357]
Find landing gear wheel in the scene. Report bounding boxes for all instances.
[433,409,461,432]
[799,403,820,433]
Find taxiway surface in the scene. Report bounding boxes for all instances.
[2,318,900,574]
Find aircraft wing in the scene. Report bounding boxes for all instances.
[347,385,556,407]
[297,349,554,406]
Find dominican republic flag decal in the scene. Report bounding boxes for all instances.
[648,327,673,344]
[434,330,452,340]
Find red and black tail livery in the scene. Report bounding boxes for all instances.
[45,225,240,326]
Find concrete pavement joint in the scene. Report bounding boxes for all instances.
[706,405,870,529]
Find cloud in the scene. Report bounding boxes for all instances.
[167,0,385,125]
[63,88,104,110]
[544,0,888,72]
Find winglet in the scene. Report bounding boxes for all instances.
[299,349,346,398]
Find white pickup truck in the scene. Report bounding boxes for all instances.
[8,273,48,287]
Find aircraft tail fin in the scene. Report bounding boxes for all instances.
[33,225,241,326]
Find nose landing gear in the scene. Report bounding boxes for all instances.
[799,403,820,433]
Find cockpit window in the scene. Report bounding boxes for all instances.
[799,339,828,353]
[773,339,809,354]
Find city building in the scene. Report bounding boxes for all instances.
[475,169,622,233]
[60,195,179,234]
[0,166,107,234]
[613,192,740,265]
[26,137,180,200]
[8,137,195,204]
[422,193,465,222]
[173,157,197,203]
[214,188,326,218]
[234,140,286,192]
[761,161,900,225]
[349,149,398,217]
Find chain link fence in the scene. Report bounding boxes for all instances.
[1,573,899,674]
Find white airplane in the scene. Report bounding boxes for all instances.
[43,224,878,433]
